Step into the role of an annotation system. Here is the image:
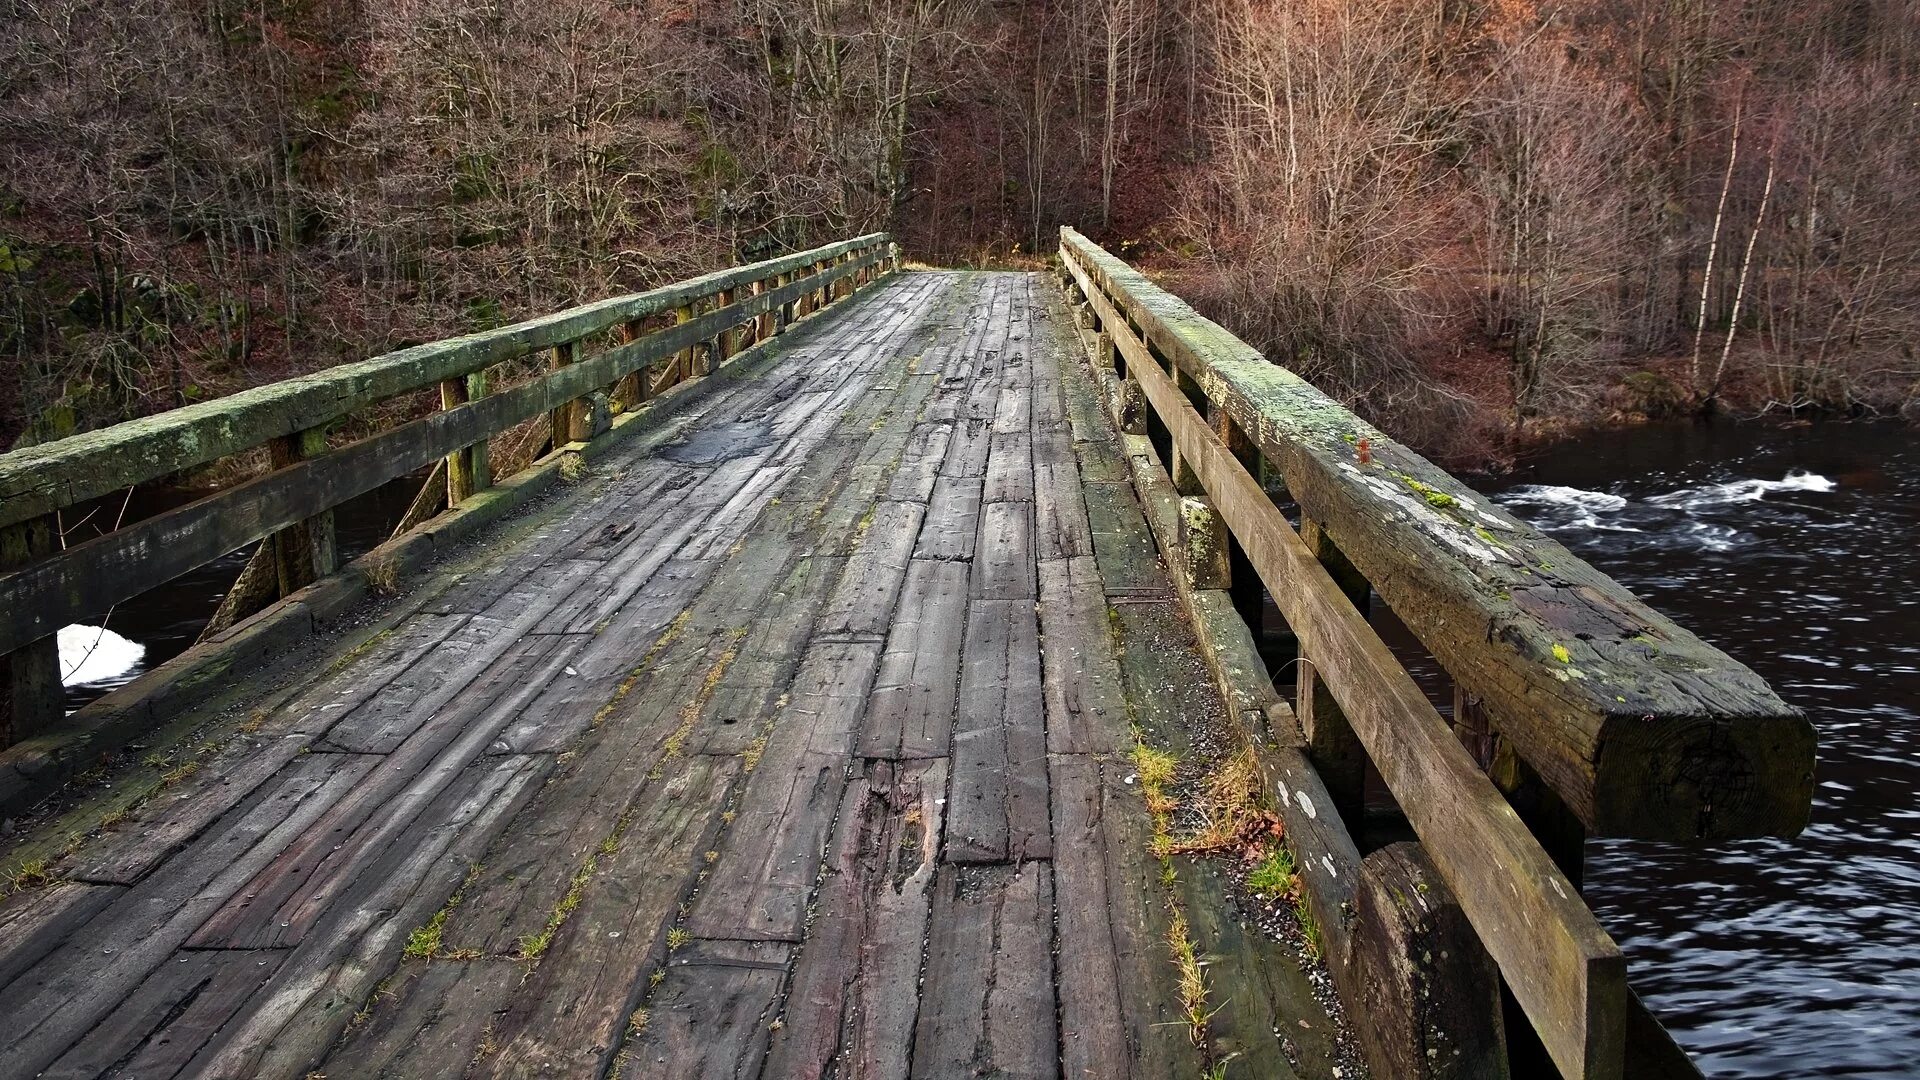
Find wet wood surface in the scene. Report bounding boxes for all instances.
[0,272,1333,1079]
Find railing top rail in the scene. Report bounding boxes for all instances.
[0,233,892,530]
[1060,226,1813,842]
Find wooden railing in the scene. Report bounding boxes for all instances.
[0,234,897,755]
[1058,227,1815,1080]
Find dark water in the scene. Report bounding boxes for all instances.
[57,477,423,713]
[1465,421,1920,1079]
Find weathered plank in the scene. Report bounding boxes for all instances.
[478,755,740,1077]
[862,558,969,760]
[909,863,1058,1080]
[1037,556,1129,755]
[687,641,881,941]
[620,940,791,1079]
[946,599,1050,864]
[815,500,926,641]
[191,755,550,1077]
[971,499,1036,601]
[914,475,982,561]
[763,760,945,1079]
[0,752,377,1077]
[1050,754,1205,1080]
[319,958,523,1078]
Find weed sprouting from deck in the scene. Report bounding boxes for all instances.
[1247,847,1298,899]
[518,812,633,960]
[6,857,51,890]
[405,862,483,960]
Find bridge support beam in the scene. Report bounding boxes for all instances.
[0,515,61,747]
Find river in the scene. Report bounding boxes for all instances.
[1470,420,1920,1080]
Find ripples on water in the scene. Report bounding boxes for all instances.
[1471,422,1920,1080]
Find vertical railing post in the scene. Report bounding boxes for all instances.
[268,426,337,595]
[441,373,490,504]
[0,515,61,747]
[672,304,695,387]
[615,319,649,412]
[775,273,792,333]
[713,288,734,371]
[548,341,583,449]
[753,279,773,342]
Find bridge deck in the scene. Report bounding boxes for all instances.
[0,272,1338,1078]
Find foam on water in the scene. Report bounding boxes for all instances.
[1502,484,1630,512]
[58,625,146,686]
[1649,470,1837,509]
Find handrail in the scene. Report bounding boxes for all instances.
[0,235,896,670]
[0,233,892,530]
[1059,228,1812,842]
[1060,227,1630,1078]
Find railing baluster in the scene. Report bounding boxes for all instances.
[269,427,337,594]
[0,515,60,746]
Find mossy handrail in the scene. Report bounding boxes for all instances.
[1059,228,1811,843]
[1059,225,1811,1079]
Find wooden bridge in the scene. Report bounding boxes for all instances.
[0,233,1813,1079]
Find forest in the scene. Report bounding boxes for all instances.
[3,0,1916,465]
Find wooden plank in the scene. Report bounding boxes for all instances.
[913,476,982,562]
[909,863,1057,1080]
[886,420,953,503]
[1084,259,1627,1080]
[318,958,524,1078]
[188,602,579,951]
[1050,754,1204,1080]
[814,500,926,641]
[971,499,1035,601]
[479,755,740,1078]
[764,760,945,1080]
[189,755,550,1077]
[946,599,1049,863]
[983,430,1035,503]
[441,638,733,957]
[939,415,993,478]
[1084,480,1166,596]
[42,948,285,1080]
[60,612,458,888]
[620,941,791,1079]
[0,883,123,993]
[1061,227,1812,843]
[1033,435,1094,560]
[1172,858,1330,1079]
[862,558,968,760]
[0,752,377,1077]
[321,625,566,755]
[687,640,881,941]
[1038,556,1129,755]
[0,234,893,530]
